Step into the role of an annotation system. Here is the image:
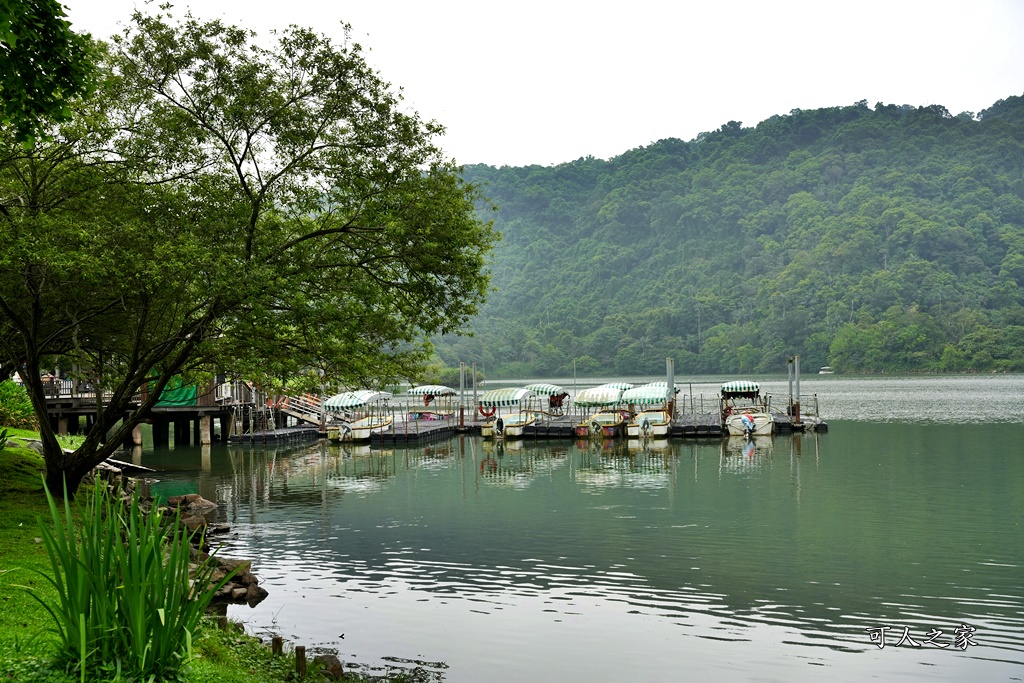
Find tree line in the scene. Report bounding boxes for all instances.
[433,98,1024,377]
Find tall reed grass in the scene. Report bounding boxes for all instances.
[28,479,236,681]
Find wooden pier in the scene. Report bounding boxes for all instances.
[43,378,827,450]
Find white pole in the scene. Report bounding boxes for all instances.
[459,362,466,428]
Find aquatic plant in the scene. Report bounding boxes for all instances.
[26,479,236,681]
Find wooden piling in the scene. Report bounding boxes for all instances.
[295,645,307,677]
[272,636,283,656]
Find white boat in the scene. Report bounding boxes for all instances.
[720,381,773,437]
[573,383,631,438]
[621,382,677,438]
[324,389,393,441]
[819,366,834,375]
[496,412,535,438]
[627,408,672,438]
[346,414,393,441]
[477,387,537,439]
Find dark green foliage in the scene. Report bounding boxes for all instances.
[439,98,1024,375]
[0,0,95,143]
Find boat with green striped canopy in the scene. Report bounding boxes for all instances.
[405,385,457,419]
[720,380,773,436]
[622,382,678,438]
[324,390,393,441]
[574,384,631,438]
[477,387,537,439]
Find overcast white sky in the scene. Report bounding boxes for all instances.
[65,0,1024,168]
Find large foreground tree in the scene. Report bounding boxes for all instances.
[0,0,95,142]
[0,10,497,496]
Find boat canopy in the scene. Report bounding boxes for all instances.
[406,384,457,396]
[574,385,624,407]
[478,387,535,407]
[621,383,677,405]
[721,381,760,398]
[324,389,393,411]
[523,382,566,396]
[640,381,680,393]
[600,382,634,390]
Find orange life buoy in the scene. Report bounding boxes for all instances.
[478,405,496,417]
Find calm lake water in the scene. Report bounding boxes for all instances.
[136,375,1024,682]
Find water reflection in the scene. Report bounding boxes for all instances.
[136,421,1023,682]
[575,438,675,492]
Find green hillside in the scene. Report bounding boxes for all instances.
[433,97,1024,377]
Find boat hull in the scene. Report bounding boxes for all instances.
[626,411,671,438]
[329,416,393,442]
[576,410,628,438]
[725,412,773,436]
[483,415,535,439]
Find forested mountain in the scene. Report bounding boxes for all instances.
[433,97,1024,377]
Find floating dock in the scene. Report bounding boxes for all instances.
[371,420,457,445]
[457,411,826,440]
[227,425,320,445]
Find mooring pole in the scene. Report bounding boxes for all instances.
[794,355,802,426]
[666,357,675,418]
[459,362,466,429]
[787,356,794,415]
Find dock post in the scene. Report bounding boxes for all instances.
[666,357,675,419]
[173,419,190,447]
[788,357,795,415]
[459,362,466,429]
[472,363,478,408]
[793,355,802,426]
[200,415,212,445]
[153,417,169,447]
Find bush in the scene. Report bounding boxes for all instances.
[28,480,237,682]
[0,380,38,429]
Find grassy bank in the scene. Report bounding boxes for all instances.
[0,433,408,682]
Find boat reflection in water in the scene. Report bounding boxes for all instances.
[719,435,774,474]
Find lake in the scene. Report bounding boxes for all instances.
[136,375,1024,682]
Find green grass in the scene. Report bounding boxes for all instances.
[0,436,422,682]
